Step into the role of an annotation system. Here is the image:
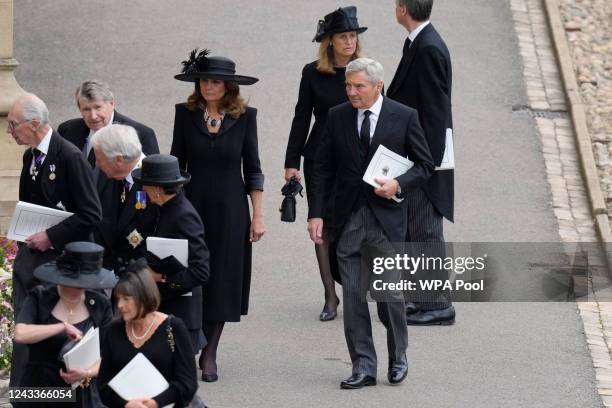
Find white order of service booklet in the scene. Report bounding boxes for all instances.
[108,352,173,408]
[7,201,72,242]
[62,327,100,388]
[146,237,191,296]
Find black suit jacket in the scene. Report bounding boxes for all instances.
[58,111,160,164]
[19,131,102,250]
[308,97,434,242]
[152,192,210,330]
[387,24,454,222]
[94,173,158,272]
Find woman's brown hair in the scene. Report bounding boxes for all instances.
[316,33,363,75]
[114,264,160,320]
[186,80,246,118]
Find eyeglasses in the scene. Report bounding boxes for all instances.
[7,119,30,131]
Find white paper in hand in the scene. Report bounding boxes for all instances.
[362,145,413,203]
[62,327,100,388]
[108,353,173,408]
[7,201,73,242]
[435,128,454,170]
[146,237,188,267]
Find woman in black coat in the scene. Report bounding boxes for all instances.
[14,242,116,408]
[171,50,264,382]
[284,6,367,321]
[132,154,210,354]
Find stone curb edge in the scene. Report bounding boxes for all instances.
[542,0,612,247]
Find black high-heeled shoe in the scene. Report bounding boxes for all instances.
[319,299,340,321]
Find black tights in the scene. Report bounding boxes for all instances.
[200,320,225,375]
[315,238,339,311]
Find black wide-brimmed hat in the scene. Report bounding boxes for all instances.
[174,48,259,85]
[132,154,191,187]
[34,242,117,289]
[313,6,367,42]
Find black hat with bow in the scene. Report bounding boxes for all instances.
[313,6,368,42]
[174,48,258,85]
[34,242,118,289]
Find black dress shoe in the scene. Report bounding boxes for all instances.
[340,373,376,389]
[201,372,218,382]
[405,302,420,315]
[406,306,455,326]
[388,356,408,385]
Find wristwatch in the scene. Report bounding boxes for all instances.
[395,184,402,199]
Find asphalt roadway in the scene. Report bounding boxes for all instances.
[13,0,600,407]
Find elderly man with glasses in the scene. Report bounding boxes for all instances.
[6,93,101,387]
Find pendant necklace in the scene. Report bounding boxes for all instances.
[203,109,225,128]
[58,288,84,319]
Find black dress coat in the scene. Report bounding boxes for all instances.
[387,23,453,222]
[17,286,113,408]
[308,97,434,243]
[284,61,348,170]
[150,192,210,334]
[58,111,160,166]
[94,173,158,273]
[14,131,102,290]
[171,104,264,322]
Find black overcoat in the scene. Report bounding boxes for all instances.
[308,97,434,242]
[58,110,160,163]
[387,23,454,222]
[94,173,158,272]
[153,192,210,332]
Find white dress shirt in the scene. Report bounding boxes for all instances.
[357,93,384,142]
[408,20,430,44]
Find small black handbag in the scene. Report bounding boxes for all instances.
[279,176,303,222]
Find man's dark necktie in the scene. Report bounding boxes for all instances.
[31,148,44,180]
[360,110,372,162]
[82,137,96,168]
[403,38,412,55]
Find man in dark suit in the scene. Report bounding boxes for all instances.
[387,0,455,325]
[58,80,159,167]
[308,58,433,388]
[89,124,157,273]
[7,93,102,386]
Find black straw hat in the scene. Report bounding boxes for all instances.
[313,6,367,42]
[131,154,191,187]
[34,242,117,289]
[174,48,259,85]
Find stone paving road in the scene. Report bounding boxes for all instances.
[7,0,602,407]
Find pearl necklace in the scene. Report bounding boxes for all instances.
[203,109,225,128]
[130,315,157,340]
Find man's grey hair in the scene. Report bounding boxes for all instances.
[90,124,142,161]
[398,0,433,22]
[21,93,50,126]
[75,80,114,106]
[346,58,384,84]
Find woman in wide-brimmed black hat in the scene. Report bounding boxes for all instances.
[284,6,367,322]
[13,241,115,407]
[131,154,210,357]
[171,49,265,383]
